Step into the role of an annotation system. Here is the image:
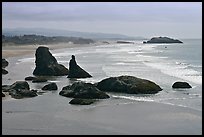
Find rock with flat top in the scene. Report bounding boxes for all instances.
[143,37,183,44]
[69,98,96,105]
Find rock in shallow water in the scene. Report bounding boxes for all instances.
[2,68,8,75]
[2,58,9,68]
[96,75,162,94]
[172,82,192,89]
[33,46,68,76]
[69,98,96,105]
[59,82,110,99]
[67,55,92,78]
[42,83,58,90]
[2,81,38,99]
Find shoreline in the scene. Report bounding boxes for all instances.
[2,41,102,100]
[2,42,102,58]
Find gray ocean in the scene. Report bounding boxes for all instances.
[2,39,202,111]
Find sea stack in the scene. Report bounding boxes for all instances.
[67,55,92,78]
[33,46,68,76]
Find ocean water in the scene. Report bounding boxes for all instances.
[2,39,202,112]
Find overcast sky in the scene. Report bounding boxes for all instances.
[2,2,202,39]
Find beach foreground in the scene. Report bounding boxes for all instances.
[2,97,202,135]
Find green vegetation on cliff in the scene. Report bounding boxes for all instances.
[2,34,95,46]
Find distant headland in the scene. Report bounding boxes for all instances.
[143,37,183,44]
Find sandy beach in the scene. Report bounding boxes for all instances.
[2,42,100,58]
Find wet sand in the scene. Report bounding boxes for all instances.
[2,97,202,135]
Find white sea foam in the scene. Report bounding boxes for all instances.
[143,59,202,85]
[16,58,35,64]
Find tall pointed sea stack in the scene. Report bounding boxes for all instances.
[33,46,68,76]
[67,55,92,78]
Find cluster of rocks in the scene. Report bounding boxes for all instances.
[32,46,91,78]
[59,82,110,105]
[2,46,193,106]
[59,75,163,105]
[2,81,38,99]
[2,78,59,98]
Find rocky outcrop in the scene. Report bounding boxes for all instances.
[97,75,162,94]
[143,37,183,44]
[25,76,36,81]
[2,81,38,99]
[69,98,96,105]
[59,82,110,99]
[172,82,192,89]
[2,59,9,68]
[33,46,69,76]
[32,77,48,83]
[42,83,58,90]
[2,92,5,97]
[25,76,48,83]
[2,68,8,75]
[67,55,92,78]
[2,59,9,75]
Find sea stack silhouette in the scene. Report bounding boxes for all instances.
[33,46,68,76]
[67,55,92,78]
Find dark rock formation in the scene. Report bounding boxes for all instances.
[2,68,8,75]
[2,81,38,99]
[25,76,48,83]
[10,89,38,99]
[33,46,69,76]
[97,75,162,94]
[32,77,48,83]
[143,37,183,44]
[67,55,92,78]
[69,98,96,105]
[59,82,110,99]
[2,59,9,75]
[172,82,192,89]
[42,83,58,90]
[117,41,134,44]
[10,81,30,90]
[2,58,9,68]
[2,92,5,97]
[25,76,36,81]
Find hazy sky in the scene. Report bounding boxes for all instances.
[2,2,202,39]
